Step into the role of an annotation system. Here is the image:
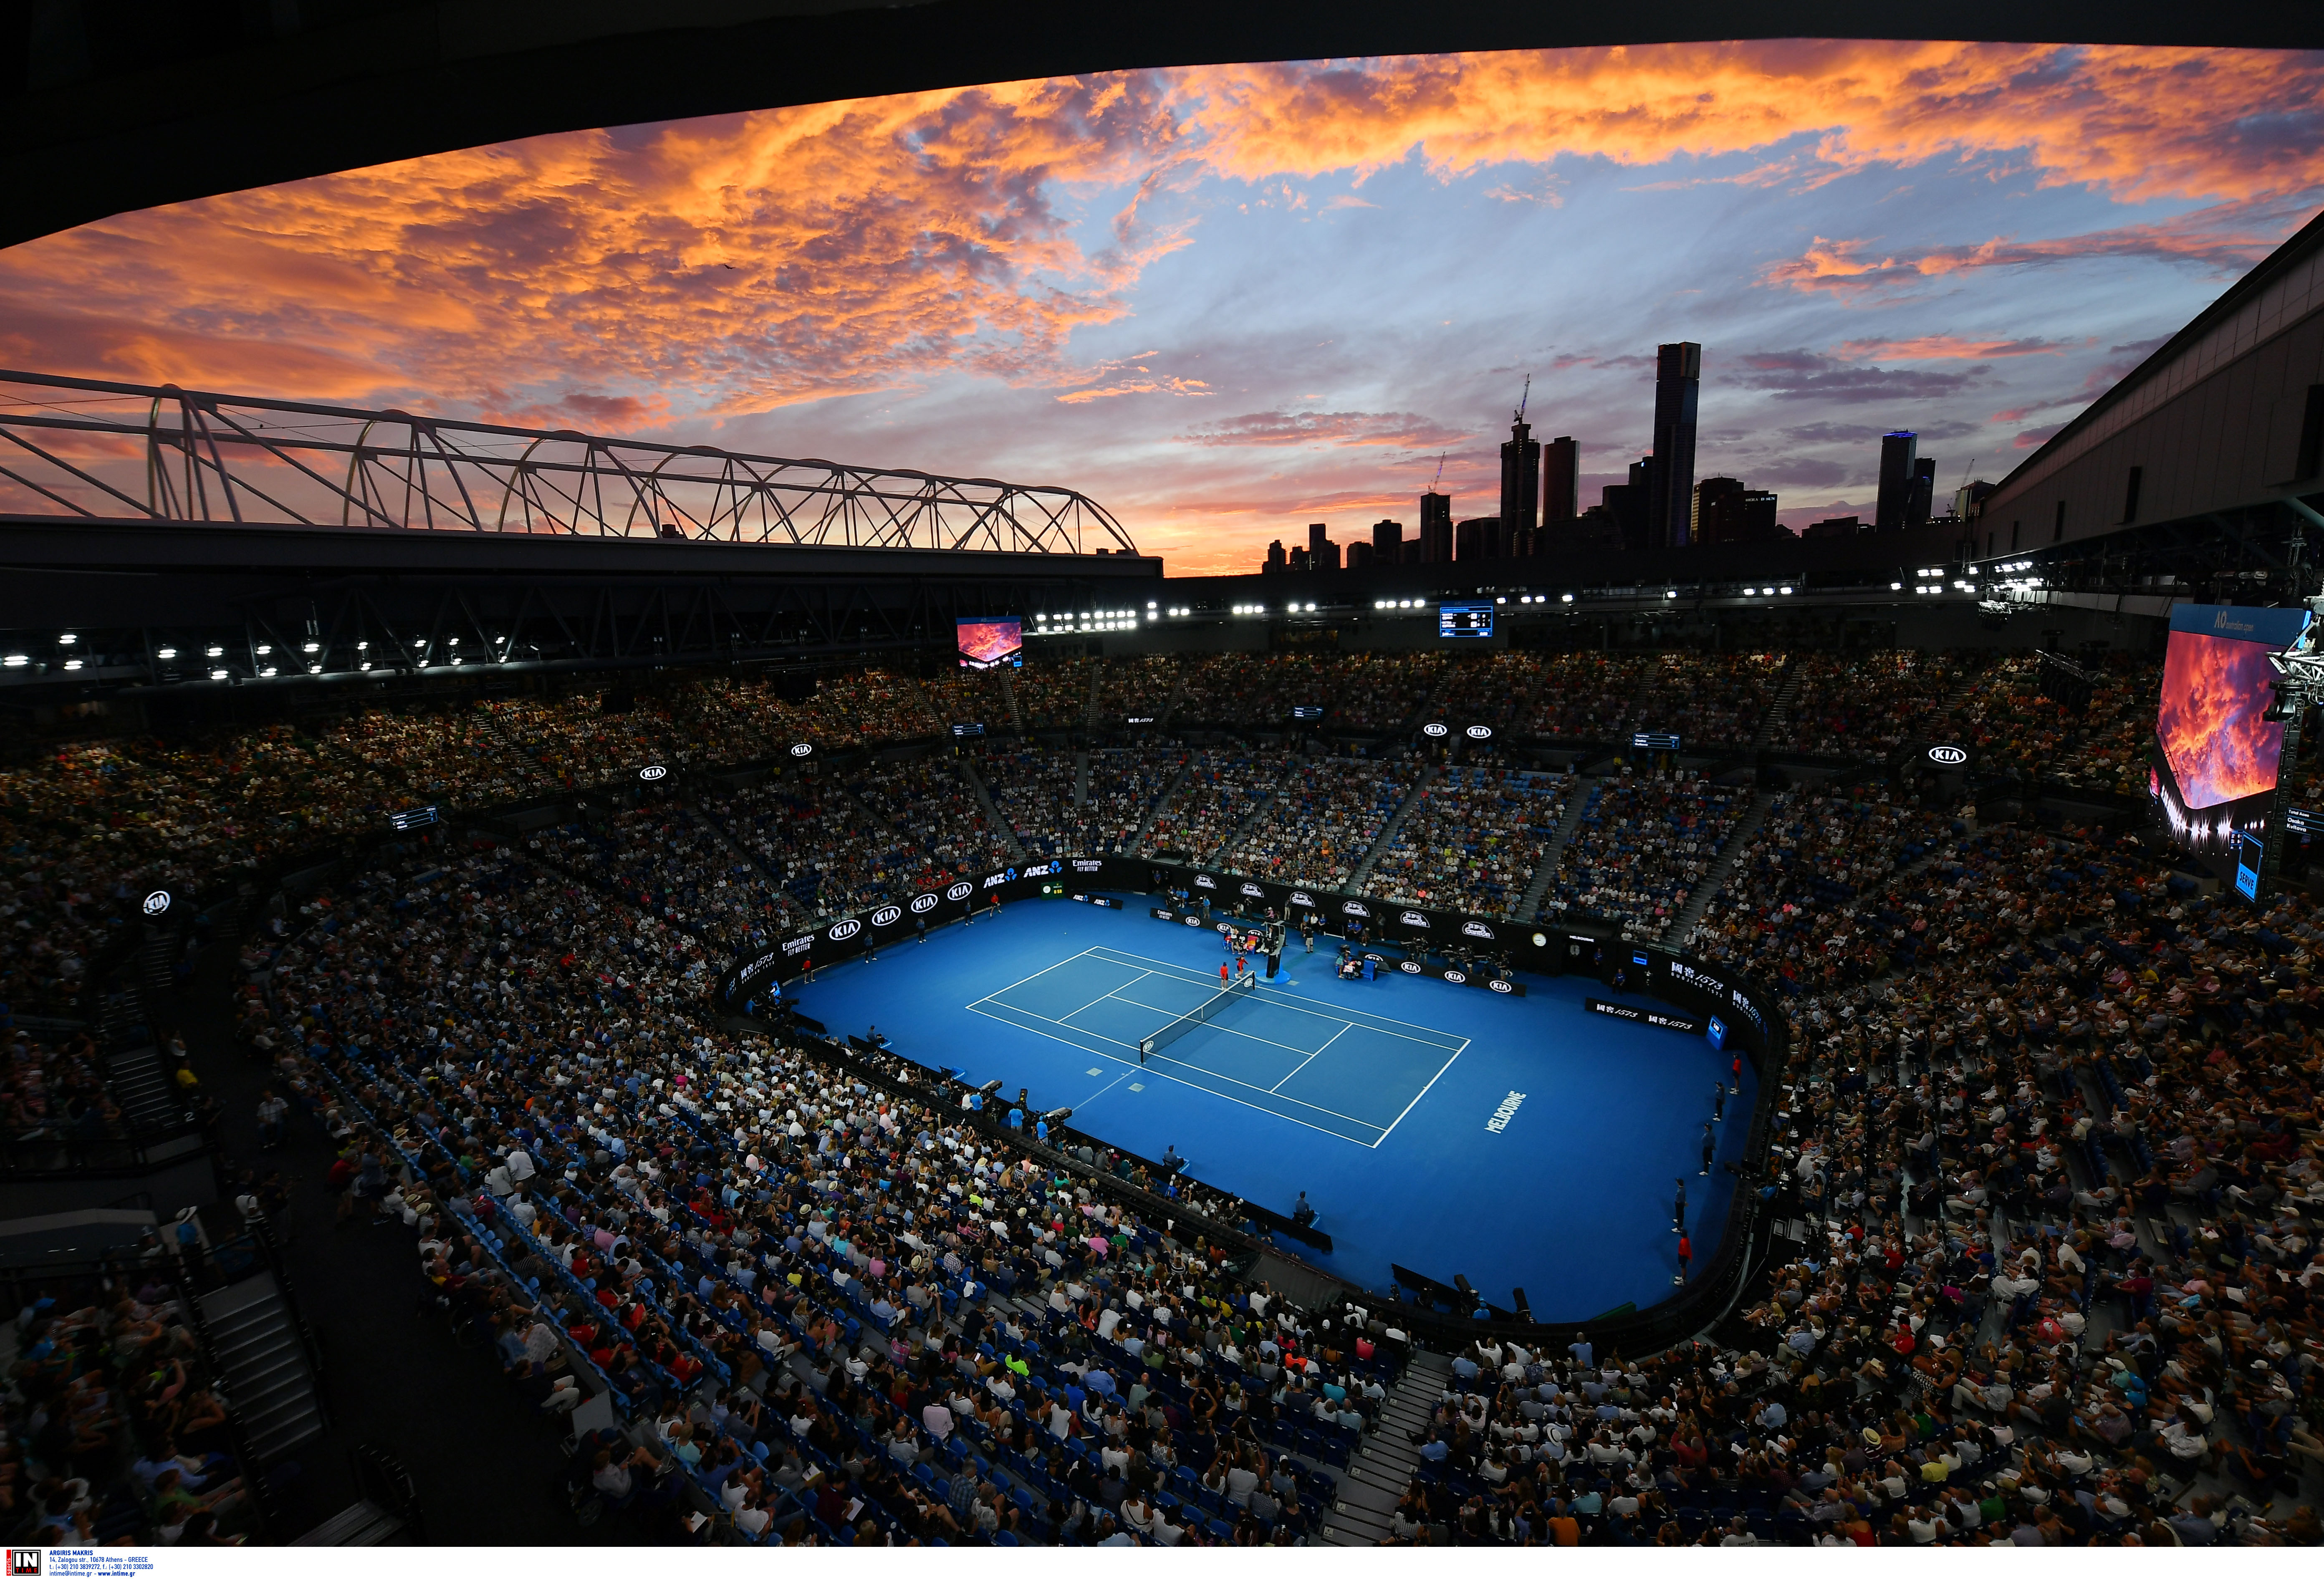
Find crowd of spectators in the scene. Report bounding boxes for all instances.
[540,807,784,955]
[1520,654,1648,740]
[1368,767,1567,917]
[846,757,1012,886]
[228,842,1400,1546]
[709,778,891,922]
[1144,751,1288,864]
[1010,659,1095,731]
[1776,653,1983,759]
[1223,753,1415,892]
[1956,655,2164,799]
[1544,773,1746,938]
[1632,654,1784,752]
[1096,658,1182,726]
[2,1257,255,1544]
[1078,749,1187,854]
[978,750,1081,859]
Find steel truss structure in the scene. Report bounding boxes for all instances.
[0,369,1135,555]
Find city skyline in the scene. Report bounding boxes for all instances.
[2,41,2321,574]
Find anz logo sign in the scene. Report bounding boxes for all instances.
[869,905,903,927]
[982,872,1010,889]
[1462,921,1495,940]
[945,882,974,902]
[909,893,940,915]
[1023,860,1060,878]
[827,919,862,942]
[1399,910,1429,928]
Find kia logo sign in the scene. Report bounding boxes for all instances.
[1444,969,1468,984]
[1488,978,1513,993]
[1341,900,1369,916]
[910,893,939,914]
[142,890,172,917]
[639,764,667,781]
[1399,910,1429,928]
[1183,916,1203,927]
[870,905,903,927]
[1927,744,1969,765]
[1240,882,1265,898]
[945,882,973,902]
[1421,722,1450,738]
[1399,960,1422,974]
[789,743,813,758]
[1462,921,1495,940]
[827,919,861,941]
[1465,725,1493,740]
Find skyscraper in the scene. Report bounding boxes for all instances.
[1456,517,1502,561]
[1542,436,1578,525]
[1419,489,1453,563]
[1307,521,1339,571]
[1500,416,1541,553]
[1648,342,1701,549]
[1693,476,1747,545]
[1908,457,1935,529]
[1373,518,1404,564]
[1603,457,1654,552]
[1875,432,1918,531]
[1264,539,1286,573]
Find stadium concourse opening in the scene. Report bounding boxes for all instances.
[784,898,1752,1316]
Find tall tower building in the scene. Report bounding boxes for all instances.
[1542,436,1579,525]
[1648,342,1701,549]
[1307,521,1339,571]
[1419,489,1453,563]
[1500,417,1541,555]
[1875,431,1919,531]
[1373,518,1404,563]
[1907,457,1935,528]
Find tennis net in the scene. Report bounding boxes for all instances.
[1139,973,1256,1064]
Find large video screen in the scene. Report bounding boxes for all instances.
[957,618,1023,669]
[2149,604,2309,858]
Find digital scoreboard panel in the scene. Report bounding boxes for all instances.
[1438,602,1495,639]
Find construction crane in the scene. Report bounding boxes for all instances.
[1514,374,1531,424]
[1430,453,1446,493]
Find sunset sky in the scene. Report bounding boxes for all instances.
[3,40,2322,575]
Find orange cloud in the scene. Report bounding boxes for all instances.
[1835,335,2074,361]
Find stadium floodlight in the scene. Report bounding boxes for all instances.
[63,659,81,671]
[156,647,177,659]
[56,632,76,644]
[207,645,223,657]
[209,667,228,680]
[1561,593,1574,603]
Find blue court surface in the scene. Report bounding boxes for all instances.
[787,896,1755,1321]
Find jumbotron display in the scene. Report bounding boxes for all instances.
[2148,604,2308,860]
[956,616,1023,669]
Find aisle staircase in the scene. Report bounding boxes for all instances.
[200,1271,326,1463]
[1518,780,1595,921]
[1665,786,1777,944]
[957,756,1027,862]
[1750,659,1803,753]
[1349,764,1439,891]
[106,1041,183,1135]
[1318,1349,1451,1546]
[1128,756,1195,855]
[996,669,1024,731]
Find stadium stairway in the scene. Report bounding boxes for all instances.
[1518,778,1593,920]
[105,1039,183,1134]
[1127,756,1194,854]
[1318,1349,1450,1546]
[1157,669,1190,727]
[997,668,1025,730]
[1348,763,1440,890]
[1072,749,1090,812]
[1748,658,1802,753]
[1666,785,1776,944]
[1081,662,1105,729]
[200,1269,327,1463]
[957,755,1028,862]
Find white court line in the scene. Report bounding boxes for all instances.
[971,950,1155,1030]
[1370,1038,1472,1152]
[1085,945,1469,1047]
[1104,990,1331,1062]
[1270,1021,1351,1093]
[963,999,1382,1147]
[966,947,1120,1012]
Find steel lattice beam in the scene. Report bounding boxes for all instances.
[0,369,1137,555]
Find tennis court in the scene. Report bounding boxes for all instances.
[966,945,1468,1147]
